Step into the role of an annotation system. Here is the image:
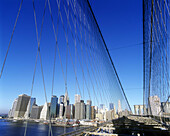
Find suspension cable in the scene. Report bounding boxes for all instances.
[0,0,23,79]
[24,0,48,136]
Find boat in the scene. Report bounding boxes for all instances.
[72,124,79,127]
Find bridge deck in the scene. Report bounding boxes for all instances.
[59,116,170,136]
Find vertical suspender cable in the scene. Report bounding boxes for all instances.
[86,0,132,112]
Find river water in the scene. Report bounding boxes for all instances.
[0,119,81,136]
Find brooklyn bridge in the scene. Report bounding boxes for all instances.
[0,0,169,136]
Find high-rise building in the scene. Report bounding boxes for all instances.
[96,113,103,120]
[56,104,60,117]
[100,104,104,110]
[106,110,114,121]
[117,100,122,113]
[24,98,36,119]
[75,94,81,104]
[161,102,170,113]
[113,105,116,115]
[40,102,50,120]
[63,91,69,118]
[149,95,161,116]
[14,94,30,119]
[75,102,81,119]
[75,100,85,120]
[30,105,43,119]
[94,106,98,114]
[86,105,91,120]
[8,98,18,118]
[59,103,64,118]
[86,100,92,120]
[109,103,114,110]
[64,91,69,106]
[87,100,92,105]
[50,95,58,118]
[66,104,75,119]
[91,106,96,119]
[80,100,85,119]
[59,95,64,104]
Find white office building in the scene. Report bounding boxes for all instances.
[40,102,50,120]
[75,94,81,104]
[8,98,18,118]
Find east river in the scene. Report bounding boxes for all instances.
[0,119,82,136]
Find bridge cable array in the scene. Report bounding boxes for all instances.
[1,0,132,135]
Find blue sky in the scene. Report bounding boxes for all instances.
[90,0,143,108]
[0,0,143,114]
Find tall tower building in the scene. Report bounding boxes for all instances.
[117,100,122,113]
[161,102,170,113]
[75,94,81,104]
[50,95,58,118]
[86,100,92,120]
[87,100,92,105]
[113,105,116,114]
[30,105,43,119]
[66,104,75,119]
[75,102,81,119]
[149,95,161,116]
[59,103,64,118]
[24,98,36,119]
[40,102,50,120]
[109,103,114,110]
[91,106,96,119]
[100,104,104,110]
[64,91,69,106]
[8,98,18,118]
[94,106,98,114]
[14,94,30,119]
[59,95,64,104]
[80,100,85,119]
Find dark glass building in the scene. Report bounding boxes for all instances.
[109,103,114,110]
[50,95,58,118]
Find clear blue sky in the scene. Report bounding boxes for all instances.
[0,0,143,114]
[90,0,143,109]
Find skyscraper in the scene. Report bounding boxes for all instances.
[80,100,85,119]
[106,110,114,121]
[161,102,170,113]
[63,91,69,118]
[149,95,161,116]
[86,100,92,120]
[24,98,36,119]
[30,105,43,119]
[87,100,92,105]
[8,98,18,118]
[59,103,64,118]
[75,102,81,119]
[109,103,114,110]
[75,100,85,120]
[56,103,60,117]
[50,95,58,118]
[40,102,50,120]
[64,91,69,106]
[91,106,96,119]
[100,104,104,110]
[75,94,81,104]
[59,95,64,104]
[86,105,91,120]
[66,104,75,119]
[94,106,98,114]
[14,94,30,119]
[117,100,122,113]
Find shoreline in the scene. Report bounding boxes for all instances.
[1,118,99,127]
